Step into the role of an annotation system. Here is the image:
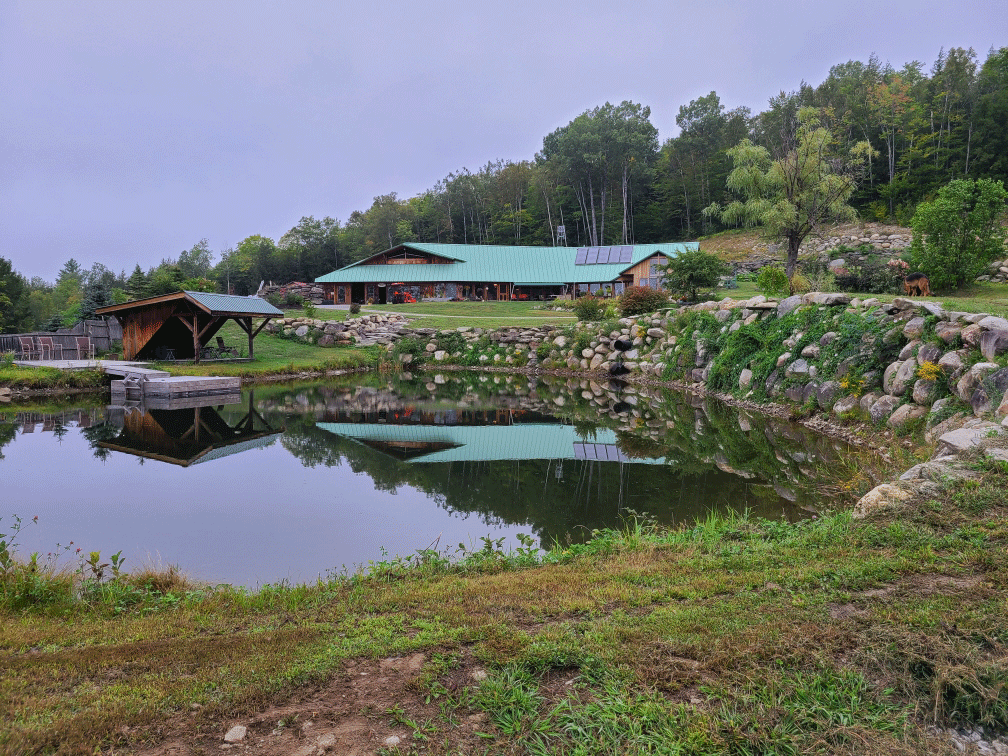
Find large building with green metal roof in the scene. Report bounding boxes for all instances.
[315,242,697,304]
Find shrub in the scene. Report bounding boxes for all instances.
[618,286,668,316]
[756,265,790,298]
[573,295,606,321]
[659,248,728,302]
[910,178,1008,292]
[349,302,361,314]
[303,300,317,319]
[284,291,304,308]
[832,258,905,294]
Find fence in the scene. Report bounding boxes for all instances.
[1,318,123,358]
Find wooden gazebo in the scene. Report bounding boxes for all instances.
[96,291,283,362]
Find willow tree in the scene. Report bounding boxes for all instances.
[705,108,875,279]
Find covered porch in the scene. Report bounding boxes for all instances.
[96,291,283,363]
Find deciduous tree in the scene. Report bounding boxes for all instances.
[909,177,1007,291]
[705,109,875,279]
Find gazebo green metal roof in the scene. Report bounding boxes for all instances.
[182,291,284,317]
[316,242,698,285]
[317,423,668,465]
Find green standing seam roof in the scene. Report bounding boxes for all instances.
[316,423,668,465]
[183,291,284,316]
[315,242,698,285]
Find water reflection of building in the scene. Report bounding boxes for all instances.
[317,423,667,465]
[98,393,281,467]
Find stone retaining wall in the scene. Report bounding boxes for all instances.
[400,295,1008,460]
[263,313,409,347]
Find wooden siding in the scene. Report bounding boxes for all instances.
[623,253,668,286]
[121,302,177,360]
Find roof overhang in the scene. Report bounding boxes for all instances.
[97,290,283,318]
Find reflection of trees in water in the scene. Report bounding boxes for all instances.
[278,420,802,550]
[0,421,17,460]
[262,374,856,546]
[80,422,118,461]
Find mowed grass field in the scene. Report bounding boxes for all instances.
[362,300,576,330]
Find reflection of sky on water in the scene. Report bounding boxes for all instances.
[2,424,530,588]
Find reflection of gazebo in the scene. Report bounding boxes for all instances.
[98,394,281,467]
[96,291,283,362]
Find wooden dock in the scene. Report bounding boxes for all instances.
[109,366,240,402]
[11,358,242,402]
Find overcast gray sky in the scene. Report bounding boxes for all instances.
[1,0,1004,282]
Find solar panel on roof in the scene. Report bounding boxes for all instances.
[618,246,632,263]
[606,247,622,263]
[575,248,588,265]
[586,247,600,264]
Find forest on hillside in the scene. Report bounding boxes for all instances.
[3,46,1006,332]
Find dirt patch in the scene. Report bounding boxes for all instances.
[130,651,499,756]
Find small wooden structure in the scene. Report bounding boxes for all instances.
[96,291,283,362]
[98,393,281,467]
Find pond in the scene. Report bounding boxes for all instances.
[0,372,863,587]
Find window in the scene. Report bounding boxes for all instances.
[337,286,345,304]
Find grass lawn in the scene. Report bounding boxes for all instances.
[151,320,381,378]
[729,280,1008,317]
[363,300,576,330]
[2,449,1006,754]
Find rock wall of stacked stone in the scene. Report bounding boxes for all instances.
[262,313,409,347]
[409,294,1008,456]
[736,224,912,273]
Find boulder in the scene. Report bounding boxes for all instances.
[817,381,840,411]
[785,359,810,379]
[912,379,936,406]
[898,340,920,361]
[890,359,918,396]
[294,325,310,338]
[883,361,903,394]
[777,295,804,318]
[902,317,927,340]
[853,484,911,519]
[956,362,1000,403]
[978,315,1008,331]
[969,367,1008,416]
[935,321,962,344]
[961,323,983,348]
[937,350,967,382]
[980,329,1008,360]
[785,384,806,403]
[739,368,753,390]
[869,395,901,424]
[833,395,861,415]
[937,423,1005,455]
[916,343,943,366]
[887,403,928,429]
[859,392,882,412]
